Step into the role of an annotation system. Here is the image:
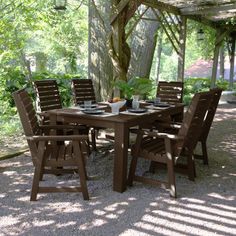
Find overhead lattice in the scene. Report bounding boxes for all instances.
[142,0,236,27]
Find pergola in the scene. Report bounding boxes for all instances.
[110,0,236,89]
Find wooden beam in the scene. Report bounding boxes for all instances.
[110,0,131,24]
[152,9,180,55]
[159,10,180,46]
[126,6,149,39]
[141,0,180,15]
[180,3,236,16]
[216,28,234,46]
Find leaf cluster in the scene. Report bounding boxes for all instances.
[115,77,154,99]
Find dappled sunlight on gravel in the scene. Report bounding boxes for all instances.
[0,103,236,236]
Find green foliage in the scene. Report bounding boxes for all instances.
[0,114,22,137]
[115,77,154,99]
[183,77,230,105]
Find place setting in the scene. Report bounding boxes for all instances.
[145,97,172,110]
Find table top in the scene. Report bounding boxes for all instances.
[46,103,184,127]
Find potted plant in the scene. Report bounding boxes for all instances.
[114,77,154,107]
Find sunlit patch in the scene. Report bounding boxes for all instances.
[0,193,7,198]
[3,171,17,175]
[105,213,118,219]
[0,217,20,226]
[128,197,136,201]
[228,173,236,176]
[32,220,54,226]
[79,219,107,230]
[212,174,220,177]
[208,192,235,201]
[56,221,77,227]
[93,209,106,216]
[104,202,128,211]
[150,202,158,207]
[117,209,125,214]
[181,198,205,204]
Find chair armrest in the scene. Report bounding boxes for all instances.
[140,129,184,141]
[27,135,88,142]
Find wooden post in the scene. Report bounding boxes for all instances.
[177,16,187,82]
[229,34,235,90]
[219,44,225,79]
[211,30,222,88]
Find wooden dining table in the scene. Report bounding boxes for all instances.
[46,103,184,193]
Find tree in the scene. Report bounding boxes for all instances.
[88,0,114,100]
[128,7,160,79]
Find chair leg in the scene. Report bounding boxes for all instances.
[187,154,195,181]
[72,141,89,200]
[30,141,46,201]
[91,128,97,152]
[166,156,176,198]
[127,155,139,186]
[201,141,209,165]
[165,138,177,198]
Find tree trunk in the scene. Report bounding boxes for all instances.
[35,52,47,72]
[128,7,160,79]
[88,0,114,101]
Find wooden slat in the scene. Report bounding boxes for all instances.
[38,186,82,193]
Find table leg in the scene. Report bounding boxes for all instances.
[113,123,129,193]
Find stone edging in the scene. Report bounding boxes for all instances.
[0,148,29,161]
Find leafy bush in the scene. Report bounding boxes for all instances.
[115,77,154,99]
[183,77,231,105]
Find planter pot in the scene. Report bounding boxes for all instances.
[126,99,133,108]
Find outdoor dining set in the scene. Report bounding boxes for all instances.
[12,78,222,201]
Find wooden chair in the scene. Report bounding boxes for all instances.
[155,88,223,165]
[194,88,223,164]
[71,78,96,105]
[33,79,62,112]
[157,81,184,104]
[71,78,100,151]
[12,89,89,201]
[127,91,213,198]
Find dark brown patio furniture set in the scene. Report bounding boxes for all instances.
[12,79,222,200]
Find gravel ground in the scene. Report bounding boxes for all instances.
[0,103,236,236]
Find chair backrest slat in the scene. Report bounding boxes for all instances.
[157,81,183,104]
[33,80,62,112]
[200,88,222,140]
[71,78,96,105]
[174,91,213,156]
[12,89,41,136]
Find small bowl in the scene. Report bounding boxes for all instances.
[108,100,126,114]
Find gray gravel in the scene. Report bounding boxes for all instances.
[0,103,236,236]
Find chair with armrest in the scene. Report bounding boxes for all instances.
[71,78,96,105]
[194,88,223,164]
[127,91,213,198]
[156,81,184,122]
[34,79,62,113]
[33,79,90,149]
[12,89,89,201]
[154,88,223,165]
[157,81,184,104]
[71,78,104,151]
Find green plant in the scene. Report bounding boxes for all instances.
[115,77,154,99]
